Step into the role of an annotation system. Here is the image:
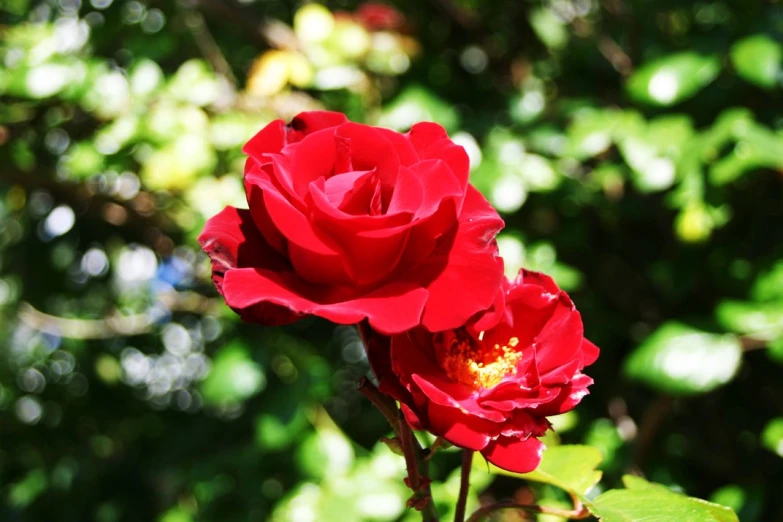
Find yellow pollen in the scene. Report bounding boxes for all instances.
[433,330,522,389]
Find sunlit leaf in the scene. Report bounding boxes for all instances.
[761,418,783,458]
[627,52,720,106]
[200,342,265,406]
[590,476,739,522]
[477,445,602,500]
[624,322,742,395]
[716,300,783,338]
[731,35,782,89]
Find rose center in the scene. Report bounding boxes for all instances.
[433,330,522,389]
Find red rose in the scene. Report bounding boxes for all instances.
[199,111,505,334]
[355,3,406,31]
[369,269,599,473]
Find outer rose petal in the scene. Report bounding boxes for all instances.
[221,268,429,334]
[415,185,505,331]
[482,436,546,474]
[427,401,494,451]
[197,206,299,325]
[581,338,600,367]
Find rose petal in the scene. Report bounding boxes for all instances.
[287,127,340,196]
[245,169,351,285]
[581,338,600,367]
[481,436,546,474]
[377,127,419,166]
[414,185,505,332]
[537,373,594,416]
[335,123,401,188]
[198,207,299,325]
[427,401,495,451]
[287,111,348,142]
[407,122,470,197]
[222,268,429,334]
[391,333,506,422]
[243,120,287,163]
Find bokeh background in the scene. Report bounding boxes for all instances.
[1,0,783,520]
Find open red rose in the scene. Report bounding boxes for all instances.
[199,111,505,334]
[355,3,406,31]
[368,269,599,473]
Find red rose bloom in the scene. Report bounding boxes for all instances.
[199,111,505,334]
[369,269,599,473]
[355,3,406,31]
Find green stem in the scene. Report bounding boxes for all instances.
[453,450,473,522]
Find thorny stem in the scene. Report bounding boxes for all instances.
[398,411,440,521]
[357,377,401,437]
[465,498,591,522]
[454,450,473,522]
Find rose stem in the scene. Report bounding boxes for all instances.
[357,377,401,437]
[464,499,591,522]
[454,450,474,522]
[398,411,440,521]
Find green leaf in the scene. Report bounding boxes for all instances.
[751,260,783,301]
[530,7,569,50]
[591,475,739,522]
[627,52,720,106]
[761,418,783,457]
[200,342,265,406]
[479,445,603,500]
[296,428,355,480]
[731,35,782,89]
[715,300,783,338]
[624,322,742,395]
[377,85,460,132]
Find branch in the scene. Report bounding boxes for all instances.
[399,412,439,521]
[183,9,238,86]
[357,377,401,437]
[454,450,473,522]
[17,292,220,339]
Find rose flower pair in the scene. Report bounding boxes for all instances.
[199,111,598,474]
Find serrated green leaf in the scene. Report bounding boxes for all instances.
[627,52,720,106]
[590,476,739,522]
[625,322,742,395]
[731,35,782,89]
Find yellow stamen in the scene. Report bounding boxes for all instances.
[433,330,522,389]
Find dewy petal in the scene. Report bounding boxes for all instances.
[198,206,299,325]
[222,268,429,335]
[481,436,546,474]
[416,185,505,332]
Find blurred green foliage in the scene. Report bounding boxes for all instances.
[0,0,782,520]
